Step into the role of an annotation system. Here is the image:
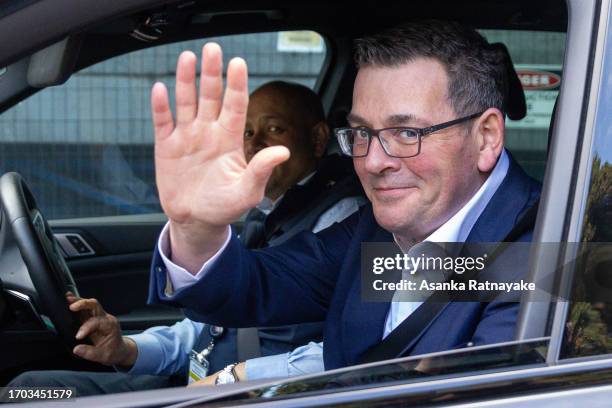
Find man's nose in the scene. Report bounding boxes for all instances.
[363,136,401,174]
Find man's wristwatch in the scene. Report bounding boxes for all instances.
[215,363,238,385]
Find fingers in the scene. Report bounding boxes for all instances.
[69,298,104,316]
[217,57,249,140]
[75,316,103,340]
[73,344,106,364]
[175,51,199,125]
[75,313,118,340]
[154,45,245,146]
[66,292,79,305]
[151,82,174,142]
[198,43,224,122]
[243,145,290,200]
[73,333,131,366]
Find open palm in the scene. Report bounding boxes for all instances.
[152,43,289,233]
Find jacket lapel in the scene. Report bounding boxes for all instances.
[466,154,538,243]
[341,214,395,366]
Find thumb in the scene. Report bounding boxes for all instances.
[73,344,105,364]
[242,145,290,199]
[66,292,78,304]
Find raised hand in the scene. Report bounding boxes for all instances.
[67,292,137,367]
[152,44,290,271]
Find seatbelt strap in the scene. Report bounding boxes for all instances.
[359,199,539,364]
[237,327,262,361]
[360,291,449,364]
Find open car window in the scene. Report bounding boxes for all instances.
[0,31,327,221]
[179,339,549,406]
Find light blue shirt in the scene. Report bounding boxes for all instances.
[126,319,204,376]
[245,342,325,380]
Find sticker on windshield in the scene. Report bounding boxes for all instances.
[507,64,562,130]
[277,31,324,53]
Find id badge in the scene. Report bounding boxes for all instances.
[188,350,210,384]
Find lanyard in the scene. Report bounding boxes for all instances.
[194,325,224,364]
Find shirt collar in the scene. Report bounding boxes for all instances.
[256,171,317,215]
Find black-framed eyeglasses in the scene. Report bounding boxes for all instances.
[334,112,484,158]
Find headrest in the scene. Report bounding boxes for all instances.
[491,42,526,121]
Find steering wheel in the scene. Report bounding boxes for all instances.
[0,172,82,349]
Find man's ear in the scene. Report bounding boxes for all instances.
[474,108,505,173]
[310,121,330,158]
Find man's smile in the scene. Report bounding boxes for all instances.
[372,186,417,199]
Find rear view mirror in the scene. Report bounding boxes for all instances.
[27,35,82,88]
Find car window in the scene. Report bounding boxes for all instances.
[560,20,612,359]
[188,340,547,406]
[0,31,327,220]
[480,29,566,182]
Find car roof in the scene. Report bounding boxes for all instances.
[0,0,567,69]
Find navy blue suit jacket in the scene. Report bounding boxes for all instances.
[149,156,541,370]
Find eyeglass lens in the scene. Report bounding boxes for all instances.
[338,128,419,157]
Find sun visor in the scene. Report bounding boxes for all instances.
[27,35,82,88]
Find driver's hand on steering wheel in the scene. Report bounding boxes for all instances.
[66,292,138,368]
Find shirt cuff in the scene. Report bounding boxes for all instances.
[157,222,232,292]
[116,333,164,375]
[286,342,325,375]
[245,352,290,380]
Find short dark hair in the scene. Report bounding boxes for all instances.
[354,20,507,117]
[255,81,325,126]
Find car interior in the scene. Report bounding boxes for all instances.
[4,0,608,403]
